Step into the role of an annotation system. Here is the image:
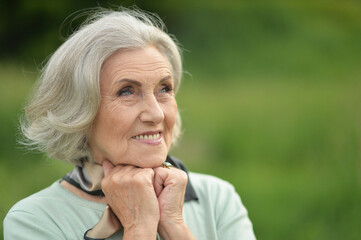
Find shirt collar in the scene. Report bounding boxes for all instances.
[63,155,199,202]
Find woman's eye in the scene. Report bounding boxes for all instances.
[117,87,133,96]
[160,85,173,93]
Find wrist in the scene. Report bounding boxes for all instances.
[158,221,196,240]
[123,224,158,240]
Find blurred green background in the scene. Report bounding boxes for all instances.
[1,0,361,239]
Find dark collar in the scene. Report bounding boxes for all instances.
[63,156,198,202]
[166,156,198,202]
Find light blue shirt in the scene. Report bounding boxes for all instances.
[4,172,256,239]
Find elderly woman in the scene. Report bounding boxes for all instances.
[4,8,256,240]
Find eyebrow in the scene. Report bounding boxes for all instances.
[159,75,172,84]
[114,78,142,87]
[114,75,172,87]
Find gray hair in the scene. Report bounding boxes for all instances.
[20,8,183,165]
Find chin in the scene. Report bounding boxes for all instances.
[134,153,167,168]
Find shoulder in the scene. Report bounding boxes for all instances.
[185,172,256,239]
[6,181,63,214]
[3,181,67,239]
[187,172,243,215]
[7,180,105,213]
[188,172,237,200]
[5,180,84,216]
[188,171,233,186]
[3,181,105,240]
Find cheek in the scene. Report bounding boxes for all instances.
[164,100,178,133]
[92,104,133,143]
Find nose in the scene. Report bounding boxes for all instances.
[139,95,164,124]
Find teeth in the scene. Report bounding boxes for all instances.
[135,133,160,140]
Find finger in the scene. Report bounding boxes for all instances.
[155,167,188,190]
[153,167,170,197]
[102,160,115,177]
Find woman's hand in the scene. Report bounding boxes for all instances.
[101,160,159,239]
[153,166,197,240]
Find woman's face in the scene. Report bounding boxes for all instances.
[89,47,178,168]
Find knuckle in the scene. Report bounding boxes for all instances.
[180,171,188,181]
[145,168,155,177]
[176,170,188,184]
[111,173,123,183]
[134,170,153,185]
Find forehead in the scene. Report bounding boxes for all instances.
[101,47,172,82]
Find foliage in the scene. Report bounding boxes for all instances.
[1,0,361,239]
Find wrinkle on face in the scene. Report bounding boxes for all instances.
[89,47,177,168]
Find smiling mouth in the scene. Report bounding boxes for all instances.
[133,132,161,140]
